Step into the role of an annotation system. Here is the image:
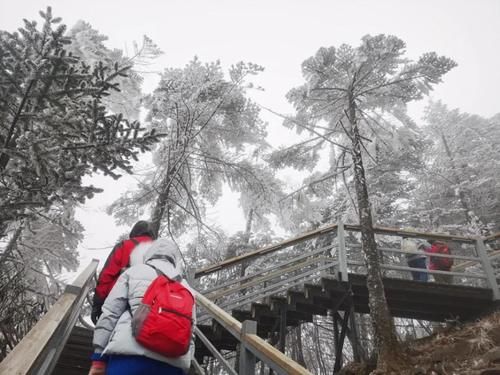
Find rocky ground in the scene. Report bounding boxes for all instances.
[341,312,500,375]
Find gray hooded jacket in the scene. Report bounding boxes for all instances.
[93,239,196,372]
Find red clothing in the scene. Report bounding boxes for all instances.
[95,235,153,301]
[91,235,153,324]
[425,241,453,270]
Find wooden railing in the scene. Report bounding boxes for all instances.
[2,223,499,374]
[194,222,500,310]
[195,292,312,375]
[0,259,99,375]
[195,223,338,278]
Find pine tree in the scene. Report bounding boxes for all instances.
[0,7,161,235]
[409,101,500,233]
[67,20,162,121]
[0,204,83,358]
[284,35,456,370]
[108,58,272,242]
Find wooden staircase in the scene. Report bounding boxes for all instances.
[52,326,93,375]
[2,224,499,374]
[195,273,496,360]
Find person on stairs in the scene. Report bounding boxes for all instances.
[89,238,196,375]
[91,220,155,324]
[426,239,454,284]
[402,236,430,282]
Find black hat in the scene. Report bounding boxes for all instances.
[129,221,155,239]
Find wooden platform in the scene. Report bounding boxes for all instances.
[195,274,497,359]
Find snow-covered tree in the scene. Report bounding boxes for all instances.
[67,20,162,120]
[0,8,161,235]
[108,58,273,242]
[409,101,500,233]
[0,204,83,358]
[283,35,456,370]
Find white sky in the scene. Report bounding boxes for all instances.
[2,0,500,271]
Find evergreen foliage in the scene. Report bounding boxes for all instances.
[409,101,500,233]
[1,7,500,373]
[67,21,162,120]
[0,205,83,359]
[283,34,456,371]
[0,8,161,357]
[108,58,281,243]
[0,7,161,234]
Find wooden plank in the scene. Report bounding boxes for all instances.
[207,256,328,300]
[251,302,312,323]
[196,292,312,374]
[453,250,500,272]
[0,294,76,374]
[194,223,338,278]
[195,292,243,339]
[244,333,313,375]
[485,232,500,242]
[0,260,98,375]
[194,327,237,375]
[344,224,475,242]
[195,223,480,280]
[203,244,333,295]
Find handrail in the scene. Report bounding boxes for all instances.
[195,292,312,375]
[453,250,500,272]
[347,260,487,279]
[198,260,337,322]
[194,223,338,278]
[0,259,99,375]
[200,261,337,321]
[207,254,333,301]
[195,223,481,280]
[485,232,500,242]
[203,244,335,295]
[347,243,481,261]
[345,224,476,242]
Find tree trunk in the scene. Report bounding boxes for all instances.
[150,170,173,238]
[347,97,403,369]
[240,208,254,278]
[292,324,307,367]
[312,317,327,374]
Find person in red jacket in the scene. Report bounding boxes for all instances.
[91,221,155,324]
[425,240,454,284]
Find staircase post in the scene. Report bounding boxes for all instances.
[239,320,257,375]
[278,305,287,353]
[337,221,349,282]
[476,238,500,300]
[347,300,364,362]
[333,311,350,373]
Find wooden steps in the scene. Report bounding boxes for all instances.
[51,275,496,366]
[52,326,93,375]
[196,274,496,357]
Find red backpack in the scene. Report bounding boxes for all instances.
[132,268,194,357]
[431,241,454,269]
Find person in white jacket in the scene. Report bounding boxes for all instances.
[89,238,196,375]
[402,237,430,282]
